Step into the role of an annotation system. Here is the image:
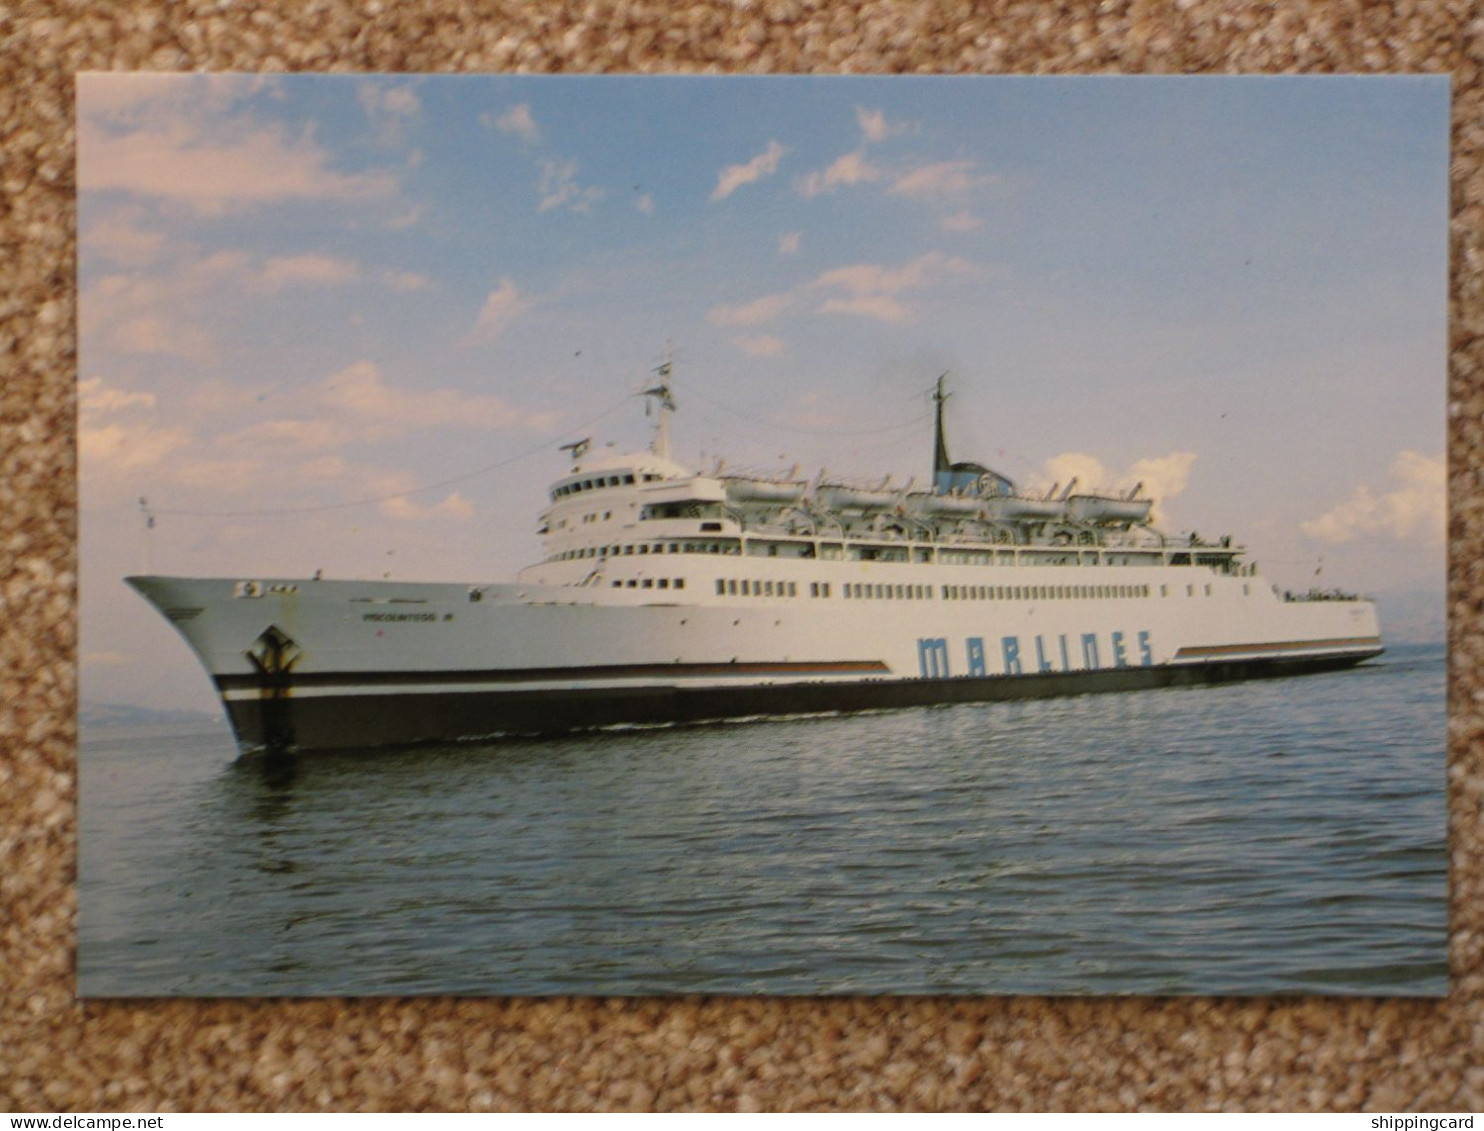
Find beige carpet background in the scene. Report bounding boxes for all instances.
[3,0,1480,1112]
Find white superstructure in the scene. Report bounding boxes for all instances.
[130,368,1382,755]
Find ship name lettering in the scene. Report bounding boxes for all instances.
[979,630,1154,675]
[965,636,986,677]
[1081,633,1100,670]
[917,637,950,679]
[362,612,438,623]
[1034,635,1054,673]
[1001,636,1022,676]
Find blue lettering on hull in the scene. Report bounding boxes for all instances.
[912,630,1154,678]
[966,637,986,677]
[1081,633,1100,670]
[1001,636,1022,675]
[1034,635,1054,673]
[917,637,950,679]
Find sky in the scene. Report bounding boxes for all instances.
[77,74,1450,712]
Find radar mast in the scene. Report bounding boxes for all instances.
[642,349,677,461]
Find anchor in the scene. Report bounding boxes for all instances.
[245,625,302,753]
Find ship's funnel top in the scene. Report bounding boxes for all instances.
[931,374,1015,497]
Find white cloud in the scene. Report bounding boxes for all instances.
[797,151,881,198]
[78,375,196,480]
[855,106,906,144]
[1125,453,1199,504]
[1301,451,1445,544]
[84,252,249,362]
[108,315,216,362]
[810,252,981,323]
[387,204,427,230]
[256,254,360,290]
[381,86,420,117]
[812,253,978,297]
[84,243,425,371]
[381,269,434,292]
[83,206,167,267]
[383,491,476,522]
[1029,451,1197,526]
[707,292,792,328]
[537,159,603,213]
[777,231,801,257]
[300,454,350,479]
[79,376,155,416]
[489,103,541,144]
[239,417,352,453]
[890,160,997,198]
[732,334,786,358]
[359,82,421,136]
[816,293,913,322]
[463,279,533,345]
[80,420,192,471]
[940,210,984,232]
[79,116,397,216]
[711,140,786,201]
[318,360,551,433]
[707,252,982,331]
[77,363,557,523]
[226,361,562,458]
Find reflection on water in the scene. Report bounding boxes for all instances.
[80,645,1448,996]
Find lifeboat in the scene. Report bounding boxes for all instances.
[1065,495,1153,524]
[981,495,1069,521]
[906,491,984,517]
[721,477,807,505]
[815,483,899,511]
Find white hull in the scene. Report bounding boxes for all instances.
[130,559,1381,754]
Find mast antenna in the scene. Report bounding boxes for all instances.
[137,496,156,573]
[641,345,677,460]
[932,372,952,492]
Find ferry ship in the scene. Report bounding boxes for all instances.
[129,369,1383,755]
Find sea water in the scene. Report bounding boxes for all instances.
[78,643,1447,996]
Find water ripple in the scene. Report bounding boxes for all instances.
[79,644,1446,996]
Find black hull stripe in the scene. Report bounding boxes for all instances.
[215,658,891,693]
[1174,636,1382,659]
[223,652,1377,754]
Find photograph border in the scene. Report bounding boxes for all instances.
[5,1,1481,1111]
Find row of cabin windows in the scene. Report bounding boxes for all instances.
[714,579,803,598]
[549,536,1240,572]
[555,541,738,561]
[610,577,686,590]
[553,510,614,530]
[845,583,935,601]
[697,580,1230,602]
[939,583,1153,601]
[552,471,664,501]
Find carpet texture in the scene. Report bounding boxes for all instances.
[3,0,1481,1112]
